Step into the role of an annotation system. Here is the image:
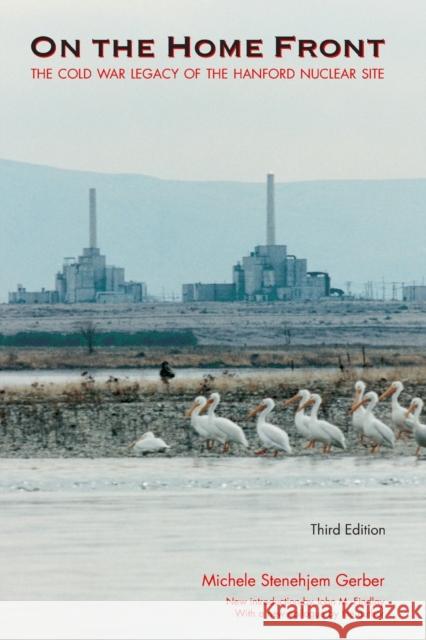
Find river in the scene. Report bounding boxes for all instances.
[0,457,425,600]
[0,367,297,388]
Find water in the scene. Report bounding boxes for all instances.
[1,457,425,493]
[0,367,297,388]
[0,458,425,600]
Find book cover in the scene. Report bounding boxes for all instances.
[0,1,425,639]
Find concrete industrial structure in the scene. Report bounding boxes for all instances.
[9,189,147,305]
[402,285,426,302]
[183,174,331,303]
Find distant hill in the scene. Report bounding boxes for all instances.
[0,159,425,301]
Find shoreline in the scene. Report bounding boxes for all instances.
[0,376,423,459]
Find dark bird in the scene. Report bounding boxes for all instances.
[159,361,175,386]
[198,374,215,395]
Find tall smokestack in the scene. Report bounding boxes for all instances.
[89,188,97,249]
[266,173,275,245]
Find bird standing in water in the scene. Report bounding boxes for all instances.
[159,361,175,388]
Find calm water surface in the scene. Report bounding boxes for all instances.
[0,458,425,600]
[0,367,329,388]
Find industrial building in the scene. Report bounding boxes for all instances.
[182,283,236,303]
[8,287,59,305]
[402,285,426,302]
[182,174,331,303]
[9,189,147,305]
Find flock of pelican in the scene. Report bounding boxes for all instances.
[351,380,426,456]
[129,380,426,457]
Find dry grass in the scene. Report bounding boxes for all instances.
[2,364,426,405]
[2,345,426,371]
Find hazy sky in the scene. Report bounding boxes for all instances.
[1,0,425,181]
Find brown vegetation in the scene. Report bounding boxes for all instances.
[1,364,425,406]
[1,344,426,371]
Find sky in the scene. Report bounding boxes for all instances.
[1,0,425,182]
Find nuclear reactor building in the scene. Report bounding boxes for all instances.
[183,174,331,302]
[9,189,147,304]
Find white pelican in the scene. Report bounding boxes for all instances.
[379,380,412,439]
[130,431,170,454]
[351,380,367,444]
[203,392,248,452]
[351,391,395,453]
[249,398,292,456]
[300,394,346,453]
[283,389,313,445]
[406,397,426,457]
[185,396,211,443]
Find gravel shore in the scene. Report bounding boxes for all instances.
[0,381,422,458]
